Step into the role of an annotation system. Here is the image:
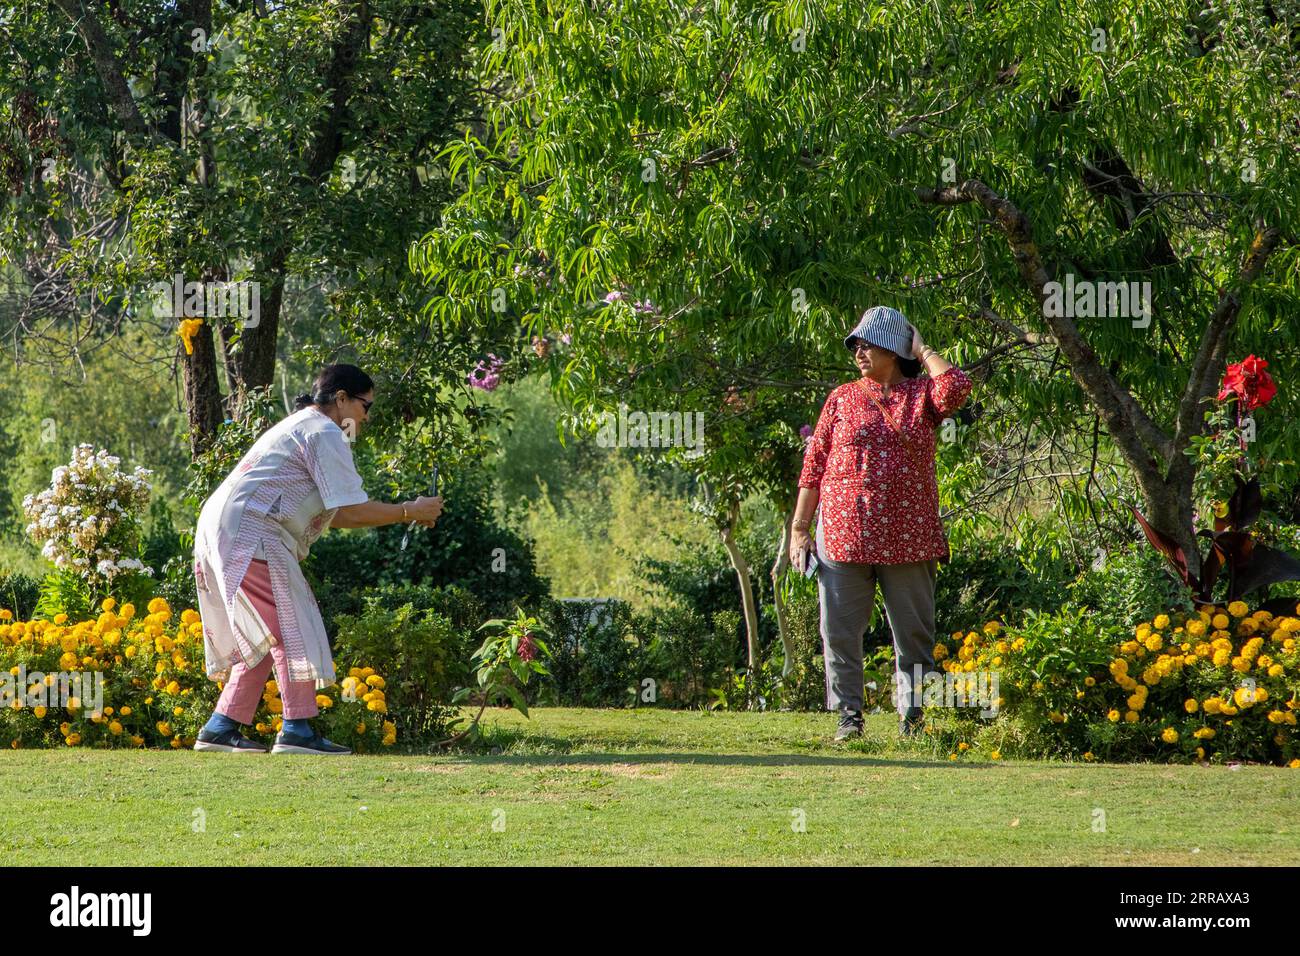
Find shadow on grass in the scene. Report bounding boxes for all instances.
[471,752,997,769]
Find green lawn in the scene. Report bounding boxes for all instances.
[4,707,1296,865]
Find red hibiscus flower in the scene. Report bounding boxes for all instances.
[1217,355,1277,411]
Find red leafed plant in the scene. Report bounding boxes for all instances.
[1132,355,1300,612]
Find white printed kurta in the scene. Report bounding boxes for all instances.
[193,406,369,688]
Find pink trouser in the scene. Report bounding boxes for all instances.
[214,558,320,723]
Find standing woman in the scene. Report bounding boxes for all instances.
[791,306,972,741]
[192,364,444,755]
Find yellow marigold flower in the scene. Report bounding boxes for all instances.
[1126,694,1146,711]
[32,704,47,718]
[1193,727,1215,739]
[359,667,375,678]
[1145,635,1162,651]
[1184,698,1199,713]
[1227,601,1249,618]
[382,735,396,747]
[1161,727,1179,743]
[119,705,131,716]
[1084,676,1096,687]
[1267,710,1288,724]
[1153,614,1169,630]
[366,699,387,713]
[958,742,970,751]
[365,675,385,689]
[1213,614,1230,629]
[1048,711,1064,723]
[181,609,199,625]
[315,695,333,709]
[1083,752,1094,761]
[1233,687,1257,708]
[933,643,947,660]
[1186,619,1206,637]
[267,698,283,714]
[65,733,81,745]
[1196,747,1206,759]
[156,721,172,736]
[1124,710,1139,723]
[1107,709,1120,723]
[990,750,1001,760]
[356,722,367,734]
[173,706,184,716]
[1220,704,1239,716]
[109,720,123,735]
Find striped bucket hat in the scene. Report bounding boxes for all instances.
[844,305,913,356]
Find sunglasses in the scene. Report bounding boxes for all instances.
[352,394,374,413]
[850,340,875,354]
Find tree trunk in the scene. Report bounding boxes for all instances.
[181,320,224,459]
[771,503,796,678]
[719,501,762,698]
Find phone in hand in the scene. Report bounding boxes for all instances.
[800,548,819,578]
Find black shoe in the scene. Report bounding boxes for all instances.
[193,726,269,753]
[271,727,352,755]
[899,710,925,737]
[834,710,864,741]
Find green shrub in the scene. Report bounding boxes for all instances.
[331,583,482,743]
[537,598,638,707]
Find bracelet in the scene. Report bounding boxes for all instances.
[792,518,811,531]
[919,346,936,362]
[402,504,409,521]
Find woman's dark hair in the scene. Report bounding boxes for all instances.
[847,337,923,378]
[294,364,375,411]
[898,355,923,378]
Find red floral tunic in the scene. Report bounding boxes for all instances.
[798,366,973,565]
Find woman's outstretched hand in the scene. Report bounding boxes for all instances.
[408,495,444,528]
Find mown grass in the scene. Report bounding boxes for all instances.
[3,707,1295,865]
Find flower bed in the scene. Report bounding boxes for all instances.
[936,601,1300,766]
[0,597,396,751]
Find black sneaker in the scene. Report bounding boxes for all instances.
[834,710,864,741]
[271,727,352,755]
[899,710,926,737]
[193,727,269,753]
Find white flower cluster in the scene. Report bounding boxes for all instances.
[21,444,155,583]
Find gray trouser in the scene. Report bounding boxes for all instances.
[817,553,939,717]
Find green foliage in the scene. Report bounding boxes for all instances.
[331,583,482,743]
[463,607,551,718]
[0,570,40,620]
[1066,543,1193,633]
[537,598,639,707]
